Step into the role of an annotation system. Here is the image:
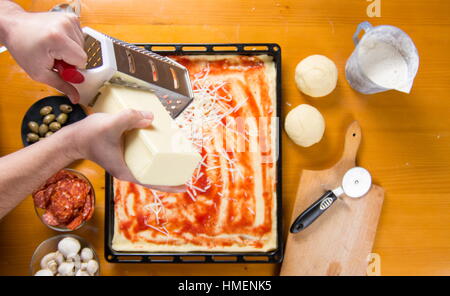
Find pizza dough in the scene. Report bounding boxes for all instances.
[284,104,325,147]
[295,55,338,97]
[112,55,278,252]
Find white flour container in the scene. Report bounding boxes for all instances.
[345,21,419,94]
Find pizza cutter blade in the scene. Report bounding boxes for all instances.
[290,167,372,233]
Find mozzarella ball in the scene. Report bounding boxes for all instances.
[284,104,325,147]
[295,55,338,97]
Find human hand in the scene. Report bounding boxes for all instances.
[3,11,86,103]
[63,109,186,193]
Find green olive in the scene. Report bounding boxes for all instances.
[38,123,49,136]
[43,114,56,125]
[26,133,39,143]
[49,121,61,132]
[39,106,53,116]
[59,104,73,113]
[56,113,68,125]
[27,121,39,133]
[44,131,54,137]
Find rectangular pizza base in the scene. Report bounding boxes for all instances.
[105,44,283,263]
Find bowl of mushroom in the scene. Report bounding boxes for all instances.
[30,235,100,276]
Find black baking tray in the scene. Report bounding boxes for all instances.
[104,43,283,263]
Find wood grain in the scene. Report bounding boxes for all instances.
[0,0,449,275]
[281,122,384,276]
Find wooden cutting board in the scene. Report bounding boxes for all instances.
[280,121,384,276]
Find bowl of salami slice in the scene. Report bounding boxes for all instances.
[32,169,95,231]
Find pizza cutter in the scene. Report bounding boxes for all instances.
[290,167,372,233]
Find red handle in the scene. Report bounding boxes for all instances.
[53,60,84,84]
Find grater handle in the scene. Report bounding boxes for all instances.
[65,27,118,106]
[53,59,85,84]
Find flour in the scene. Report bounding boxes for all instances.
[358,39,408,90]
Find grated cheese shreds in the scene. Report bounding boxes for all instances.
[172,63,247,209]
[137,63,243,234]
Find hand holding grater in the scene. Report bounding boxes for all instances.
[54,27,201,187]
[54,27,194,119]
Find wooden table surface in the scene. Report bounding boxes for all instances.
[0,0,449,276]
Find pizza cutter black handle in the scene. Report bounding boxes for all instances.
[290,190,338,233]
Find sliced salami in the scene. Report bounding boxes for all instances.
[32,169,94,230]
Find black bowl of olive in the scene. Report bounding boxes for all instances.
[21,96,87,147]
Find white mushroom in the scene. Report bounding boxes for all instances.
[75,269,90,276]
[36,237,98,277]
[86,259,99,275]
[34,269,53,276]
[57,262,75,276]
[69,254,81,271]
[40,252,57,270]
[57,237,80,259]
[47,260,58,274]
[54,251,64,265]
[80,248,94,262]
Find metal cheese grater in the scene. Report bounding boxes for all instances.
[60,27,194,119]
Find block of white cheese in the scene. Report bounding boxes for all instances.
[92,84,201,186]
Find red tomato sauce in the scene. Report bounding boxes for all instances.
[115,55,276,249]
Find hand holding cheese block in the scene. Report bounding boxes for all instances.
[63,110,186,193]
[92,84,201,187]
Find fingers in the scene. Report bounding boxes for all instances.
[66,13,84,46]
[54,12,84,49]
[69,25,85,50]
[62,15,84,49]
[46,12,85,66]
[112,109,154,133]
[40,70,80,103]
[54,37,87,69]
[86,110,186,193]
